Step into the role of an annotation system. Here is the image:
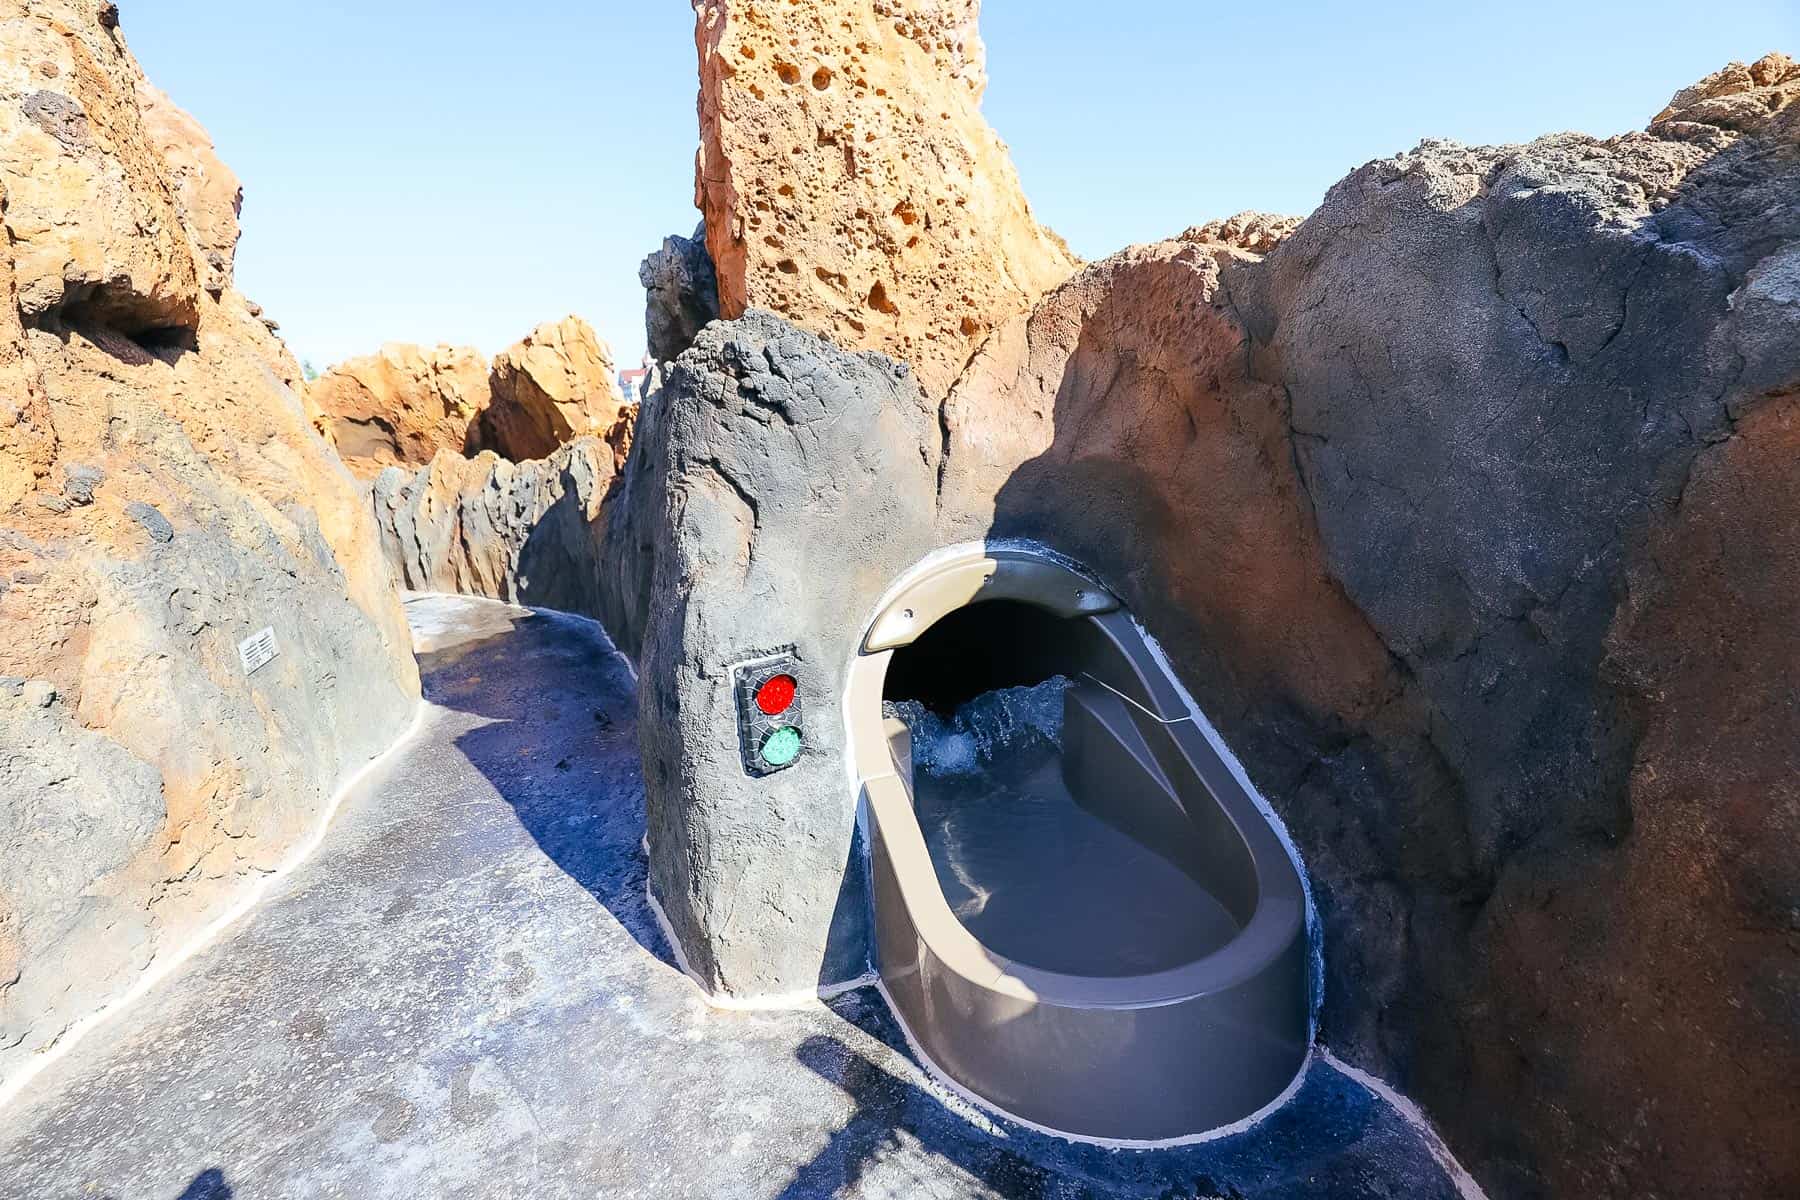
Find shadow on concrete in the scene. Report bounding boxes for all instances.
[172,1168,232,1200]
[770,991,1464,1200]
[775,1028,1051,1199]
[411,601,680,976]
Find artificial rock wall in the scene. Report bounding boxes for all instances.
[0,0,420,1092]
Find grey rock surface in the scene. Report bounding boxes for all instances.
[0,678,164,1054]
[0,492,421,1090]
[634,311,943,995]
[368,438,619,618]
[1244,121,1779,879]
[639,224,720,363]
[0,595,1474,1200]
[1226,80,1800,1198]
[592,377,669,662]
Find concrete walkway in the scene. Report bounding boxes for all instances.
[0,595,1473,1200]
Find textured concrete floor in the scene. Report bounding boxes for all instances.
[0,595,1472,1200]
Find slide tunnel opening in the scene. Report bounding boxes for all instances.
[881,598,1076,714]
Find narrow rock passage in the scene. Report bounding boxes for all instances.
[0,596,1471,1200]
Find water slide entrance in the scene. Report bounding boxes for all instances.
[843,545,1312,1143]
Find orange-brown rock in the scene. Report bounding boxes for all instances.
[1481,390,1800,1199]
[0,191,51,512]
[307,343,490,479]
[474,315,627,461]
[1177,211,1303,255]
[691,0,1079,398]
[1652,50,1800,140]
[0,2,198,332]
[938,239,1399,737]
[136,82,240,298]
[0,0,418,1093]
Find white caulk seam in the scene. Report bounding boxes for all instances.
[0,695,431,1114]
[1320,1049,1491,1200]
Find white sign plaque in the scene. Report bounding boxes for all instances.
[238,627,279,676]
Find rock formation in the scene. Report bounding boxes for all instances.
[475,316,627,462]
[1653,49,1800,138]
[309,314,633,484]
[349,314,639,608]
[368,436,624,617]
[1177,210,1302,254]
[591,372,669,662]
[935,237,1399,780]
[640,224,719,363]
[633,312,938,994]
[307,343,490,478]
[0,0,420,1093]
[135,82,240,300]
[625,53,1800,1200]
[691,0,1079,399]
[0,5,195,334]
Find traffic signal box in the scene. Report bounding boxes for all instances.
[733,650,804,777]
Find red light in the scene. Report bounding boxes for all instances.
[756,673,797,715]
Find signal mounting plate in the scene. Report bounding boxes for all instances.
[731,648,805,777]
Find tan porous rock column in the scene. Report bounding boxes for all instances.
[692,0,1079,399]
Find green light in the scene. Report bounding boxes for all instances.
[761,726,802,767]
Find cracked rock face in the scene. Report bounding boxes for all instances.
[1217,69,1799,1196]
[0,0,420,1092]
[633,55,1799,1200]
[691,0,1079,400]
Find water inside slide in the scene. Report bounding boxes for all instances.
[888,680,1240,978]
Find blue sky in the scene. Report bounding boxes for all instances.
[124,1,1795,373]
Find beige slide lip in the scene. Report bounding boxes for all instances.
[850,543,1313,1143]
[862,550,1120,654]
